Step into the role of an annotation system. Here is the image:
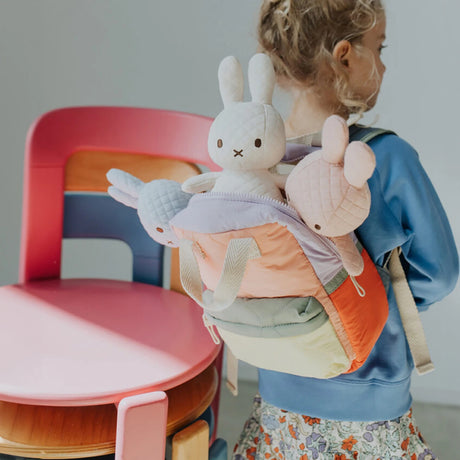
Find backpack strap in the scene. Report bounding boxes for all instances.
[179,237,261,312]
[352,125,435,375]
[349,125,396,144]
[387,249,435,375]
[180,237,261,397]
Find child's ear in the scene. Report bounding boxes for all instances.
[332,40,353,68]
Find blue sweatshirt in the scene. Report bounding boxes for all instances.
[259,130,459,422]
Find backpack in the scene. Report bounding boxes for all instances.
[172,125,434,393]
[107,53,434,394]
[107,126,435,395]
[171,190,389,384]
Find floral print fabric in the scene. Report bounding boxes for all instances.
[232,395,436,460]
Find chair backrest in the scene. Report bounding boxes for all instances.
[20,106,216,285]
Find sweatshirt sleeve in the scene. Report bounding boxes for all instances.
[367,134,458,310]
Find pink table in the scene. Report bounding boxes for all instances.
[0,278,220,406]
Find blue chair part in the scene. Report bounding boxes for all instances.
[63,192,163,286]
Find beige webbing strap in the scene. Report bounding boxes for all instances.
[388,249,435,375]
[179,237,260,312]
[226,347,239,396]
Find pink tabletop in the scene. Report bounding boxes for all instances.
[0,279,220,406]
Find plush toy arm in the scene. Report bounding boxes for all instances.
[181,172,220,193]
[330,234,364,276]
[270,171,289,189]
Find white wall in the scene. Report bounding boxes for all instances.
[0,0,458,406]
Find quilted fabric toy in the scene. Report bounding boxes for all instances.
[285,115,376,276]
[106,169,191,247]
[181,53,288,201]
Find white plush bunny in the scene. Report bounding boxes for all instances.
[106,168,192,247]
[182,53,287,202]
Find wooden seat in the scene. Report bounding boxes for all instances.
[0,365,218,458]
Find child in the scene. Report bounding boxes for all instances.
[232,1,459,459]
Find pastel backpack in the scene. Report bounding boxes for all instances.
[107,54,433,392]
[169,111,389,385]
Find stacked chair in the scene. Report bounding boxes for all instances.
[0,107,227,460]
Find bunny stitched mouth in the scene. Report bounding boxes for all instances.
[233,149,243,157]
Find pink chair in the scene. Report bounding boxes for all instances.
[0,107,224,459]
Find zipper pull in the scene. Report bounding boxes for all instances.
[350,276,366,297]
[202,314,221,344]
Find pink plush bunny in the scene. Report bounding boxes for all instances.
[285,115,376,276]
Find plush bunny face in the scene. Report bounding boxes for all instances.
[208,53,286,172]
[208,102,285,170]
[107,170,191,248]
[285,115,376,238]
[286,151,371,237]
[137,180,191,247]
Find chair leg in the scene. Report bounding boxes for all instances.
[209,438,228,460]
[210,350,224,443]
[115,391,168,460]
[171,419,209,460]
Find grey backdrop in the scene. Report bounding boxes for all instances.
[0,0,458,406]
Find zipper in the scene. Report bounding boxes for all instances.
[189,191,342,258]
[193,190,299,217]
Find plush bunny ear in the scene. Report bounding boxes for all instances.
[106,168,144,209]
[248,53,275,104]
[321,115,348,164]
[218,56,244,107]
[108,186,138,209]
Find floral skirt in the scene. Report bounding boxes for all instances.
[232,395,436,460]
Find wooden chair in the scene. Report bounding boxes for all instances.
[0,107,225,460]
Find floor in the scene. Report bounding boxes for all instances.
[218,379,460,459]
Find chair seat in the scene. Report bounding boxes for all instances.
[0,279,219,406]
[0,365,218,459]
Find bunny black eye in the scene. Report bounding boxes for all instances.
[217,139,223,148]
[156,227,164,233]
[254,138,262,148]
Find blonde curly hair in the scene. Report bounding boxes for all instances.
[258,0,385,115]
